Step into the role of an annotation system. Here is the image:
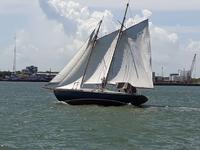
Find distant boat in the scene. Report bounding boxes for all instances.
[45,3,153,106]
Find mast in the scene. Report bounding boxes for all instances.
[13,35,17,74]
[103,3,129,88]
[118,3,129,38]
[80,20,103,87]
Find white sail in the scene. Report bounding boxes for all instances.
[52,19,153,89]
[107,19,153,88]
[49,30,95,88]
[83,30,119,85]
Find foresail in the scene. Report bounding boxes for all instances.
[49,30,95,88]
[57,43,94,89]
[107,19,153,88]
[83,30,119,85]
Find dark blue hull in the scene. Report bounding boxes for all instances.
[54,89,148,106]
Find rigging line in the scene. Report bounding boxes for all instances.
[112,16,129,31]
[56,30,96,87]
[80,20,103,87]
[116,20,127,30]
[123,65,128,81]
[104,3,129,88]
[99,16,105,38]
[54,33,93,80]
[128,2,134,19]
[97,59,107,83]
[126,36,139,79]
[58,39,93,86]
[102,57,108,76]
[124,49,131,82]
[96,54,108,83]
[78,35,92,50]
[112,17,126,29]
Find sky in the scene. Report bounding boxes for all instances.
[0,0,200,77]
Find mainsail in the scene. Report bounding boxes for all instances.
[83,19,153,88]
[107,19,153,88]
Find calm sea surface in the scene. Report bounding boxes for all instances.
[0,82,200,150]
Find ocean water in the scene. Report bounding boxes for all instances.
[0,82,200,150]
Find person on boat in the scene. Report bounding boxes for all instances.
[117,82,137,95]
[101,77,106,90]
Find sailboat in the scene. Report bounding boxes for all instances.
[46,3,153,106]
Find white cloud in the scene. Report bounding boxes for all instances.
[152,27,178,43]
[46,0,199,76]
[125,9,152,28]
[73,0,200,11]
[142,9,152,18]
[0,0,75,71]
[150,25,180,74]
[160,26,200,35]
[0,0,37,15]
[0,0,199,76]
[47,0,117,40]
[150,25,200,76]
[186,40,200,52]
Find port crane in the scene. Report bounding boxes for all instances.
[187,53,197,82]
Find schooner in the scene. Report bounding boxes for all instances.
[46,3,153,106]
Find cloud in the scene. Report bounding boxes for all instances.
[0,0,75,71]
[142,9,153,19]
[125,9,152,28]
[150,25,200,76]
[186,40,200,51]
[152,27,178,43]
[0,0,37,15]
[150,26,180,75]
[0,0,199,76]
[44,0,194,76]
[73,0,200,11]
[48,0,89,20]
[45,0,118,40]
[162,26,200,35]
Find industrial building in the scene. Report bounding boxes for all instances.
[153,54,199,85]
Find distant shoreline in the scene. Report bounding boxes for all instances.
[1,80,200,86]
[0,80,49,82]
[154,83,200,86]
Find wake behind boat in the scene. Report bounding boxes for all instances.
[46,3,153,106]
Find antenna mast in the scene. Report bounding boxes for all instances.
[13,35,17,74]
